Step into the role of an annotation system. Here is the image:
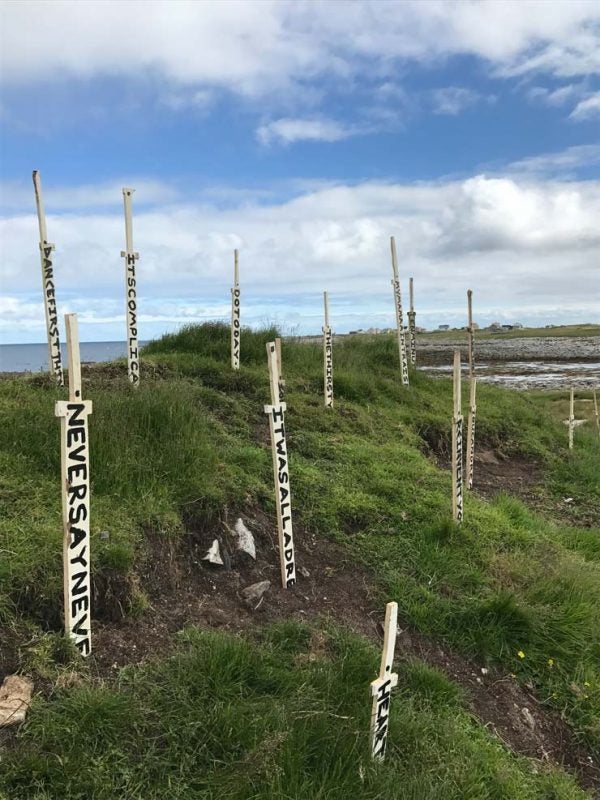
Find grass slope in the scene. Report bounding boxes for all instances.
[0,323,599,797]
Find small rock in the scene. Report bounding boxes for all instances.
[234,518,256,560]
[521,707,536,730]
[241,580,271,604]
[203,539,224,566]
[563,497,574,504]
[0,675,34,727]
[299,566,310,578]
[481,667,489,675]
[100,530,110,541]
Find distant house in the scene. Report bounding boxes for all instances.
[438,324,450,331]
[513,322,524,329]
[489,322,502,331]
[501,324,514,331]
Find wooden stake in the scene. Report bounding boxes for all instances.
[593,389,600,441]
[466,378,477,490]
[569,387,575,450]
[370,601,398,760]
[32,171,64,385]
[231,249,241,370]
[264,342,296,587]
[407,276,416,367]
[467,289,474,380]
[121,188,140,387]
[452,350,464,522]
[323,291,333,408]
[275,337,285,402]
[55,314,93,656]
[390,237,409,386]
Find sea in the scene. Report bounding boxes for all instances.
[0,341,146,373]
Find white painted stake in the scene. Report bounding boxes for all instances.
[408,276,416,367]
[264,341,296,588]
[466,378,477,491]
[569,387,575,450]
[275,337,285,402]
[32,171,64,385]
[121,188,140,387]
[323,291,333,408]
[466,290,476,490]
[390,237,409,386]
[370,601,398,761]
[593,389,600,441]
[452,350,464,522]
[55,314,93,656]
[231,250,241,370]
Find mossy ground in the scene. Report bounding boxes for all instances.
[0,323,598,798]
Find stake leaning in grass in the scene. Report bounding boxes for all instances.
[231,250,241,370]
[370,601,398,760]
[390,236,409,386]
[594,388,600,441]
[568,387,575,450]
[452,349,464,522]
[32,170,64,385]
[264,341,297,587]
[465,290,476,489]
[275,337,285,402]
[121,188,140,387]
[408,277,417,366]
[323,291,334,408]
[55,314,93,656]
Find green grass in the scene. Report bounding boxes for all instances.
[0,322,599,797]
[0,624,588,799]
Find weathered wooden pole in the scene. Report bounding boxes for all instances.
[55,314,93,656]
[275,337,285,402]
[465,290,476,490]
[593,389,600,441]
[323,291,334,408]
[121,188,140,387]
[370,601,398,761]
[390,237,409,386]
[408,277,417,367]
[452,349,464,522]
[568,387,575,450]
[264,341,297,587]
[231,250,241,370]
[32,171,64,385]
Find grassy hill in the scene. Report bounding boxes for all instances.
[0,324,599,799]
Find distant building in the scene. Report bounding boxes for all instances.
[501,324,514,331]
[438,324,450,331]
[489,322,502,331]
[513,322,524,329]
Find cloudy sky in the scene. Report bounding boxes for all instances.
[1,0,599,343]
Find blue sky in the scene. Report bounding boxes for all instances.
[1,0,599,344]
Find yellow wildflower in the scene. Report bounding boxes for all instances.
[517,651,525,659]
[547,658,554,668]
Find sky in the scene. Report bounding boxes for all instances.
[0,0,599,344]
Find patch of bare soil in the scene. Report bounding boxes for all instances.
[88,509,599,793]
[472,449,544,505]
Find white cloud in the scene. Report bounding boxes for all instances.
[1,171,599,342]
[528,83,581,106]
[1,0,599,97]
[570,92,600,119]
[507,144,600,176]
[430,87,481,115]
[256,117,359,145]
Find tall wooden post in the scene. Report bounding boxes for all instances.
[275,337,285,402]
[264,341,296,587]
[452,350,464,522]
[323,291,333,408]
[32,171,64,385]
[231,250,241,370]
[55,314,93,656]
[465,290,476,489]
[407,277,417,366]
[568,387,575,450]
[593,389,600,441]
[390,237,409,386]
[121,188,140,387]
[370,601,398,761]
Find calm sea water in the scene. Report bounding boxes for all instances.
[0,341,147,373]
